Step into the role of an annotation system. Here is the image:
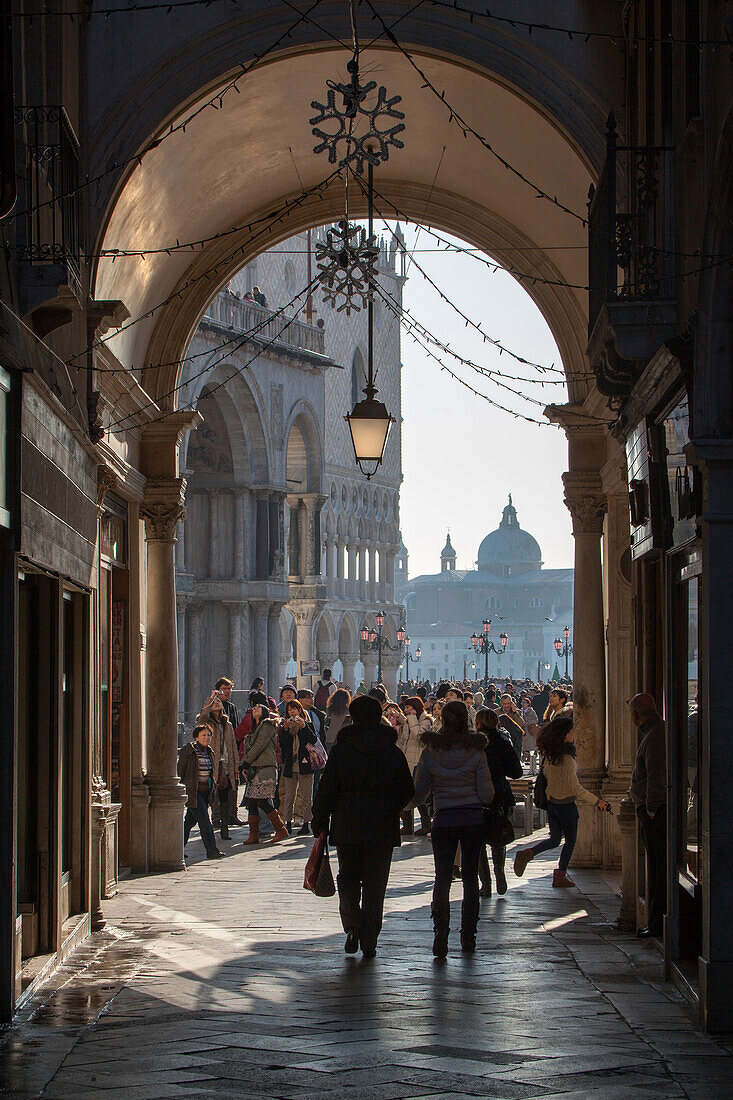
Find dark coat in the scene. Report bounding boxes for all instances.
[311,720,414,848]
[177,740,214,809]
[279,721,317,778]
[485,729,523,811]
[414,729,494,811]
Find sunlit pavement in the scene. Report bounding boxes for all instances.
[3,825,732,1099]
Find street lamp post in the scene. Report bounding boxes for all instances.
[553,625,573,681]
[471,619,508,692]
[404,637,421,681]
[361,611,405,687]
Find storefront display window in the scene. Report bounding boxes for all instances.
[680,574,700,882]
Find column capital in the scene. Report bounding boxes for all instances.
[141,477,186,542]
[563,472,607,535]
[96,463,120,509]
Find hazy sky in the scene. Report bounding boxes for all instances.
[385,222,574,579]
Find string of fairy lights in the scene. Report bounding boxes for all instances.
[6,0,731,447]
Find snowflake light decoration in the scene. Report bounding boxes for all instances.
[316,219,380,314]
[310,61,405,174]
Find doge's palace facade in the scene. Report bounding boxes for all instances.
[175,227,406,717]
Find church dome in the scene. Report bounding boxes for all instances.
[477,496,542,571]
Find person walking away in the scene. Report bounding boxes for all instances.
[400,697,433,835]
[475,708,522,896]
[279,699,317,834]
[520,693,540,761]
[240,702,289,845]
[311,695,414,958]
[314,668,337,710]
[178,725,222,859]
[513,716,609,886]
[324,688,351,750]
[414,701,494,956]
[628,693,667,938]
[197,695,238,840]
[498,694,526,760]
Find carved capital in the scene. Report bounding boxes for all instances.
[565,493,607,534]
[97,463,119,508]
[141,477,186,542]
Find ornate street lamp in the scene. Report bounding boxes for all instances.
[361,611,405,685]
[554,626,573,681]
[471,619,509,691]
[403,636,421,681]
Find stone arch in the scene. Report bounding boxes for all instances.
[91,42,607,405]
[337,613,359,657]
[315,610,338,661]
[284,401,323,495]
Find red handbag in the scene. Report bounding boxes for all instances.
[303,831,336,897]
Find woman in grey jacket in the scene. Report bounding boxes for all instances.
[414,701,494,957]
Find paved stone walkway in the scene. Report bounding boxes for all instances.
[3,823,733,1099]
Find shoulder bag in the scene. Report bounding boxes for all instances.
[534,758,549,810]
[484,805,515,847]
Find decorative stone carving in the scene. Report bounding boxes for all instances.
[564,493,607,535]
[141,478,186,542]
[96,463,119,508]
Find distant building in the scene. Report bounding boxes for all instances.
[398,497,573,683]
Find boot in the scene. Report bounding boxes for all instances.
[401,811,414,836]
[414,811,431,837]
[431,901,450,958]
[513,847,534,878]
[228,788,243,825]
[493,847,507,895]
[552,868,575,888]
[220,822,230,840]
[266,810,289,842]
[243,814,260,845]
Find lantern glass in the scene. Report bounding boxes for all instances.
[345,396,394,478]
[369,630,377,644]
[563,625,570,640]
[483,619,490,633]
[397,627,405,643]
[500,632,508,648]
[416,646,421,658]
[471,632,478,647]
[360,627,369,643]
[376,610,385,627]
[554,638,562,652]
[405,634,411,647]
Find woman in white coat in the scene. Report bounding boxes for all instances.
[398,696,433,835]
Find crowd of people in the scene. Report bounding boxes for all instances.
[178,670,613,958]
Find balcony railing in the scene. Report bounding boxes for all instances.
[588,112,674,336]
[14,106,81,297]
[204,291,326,357]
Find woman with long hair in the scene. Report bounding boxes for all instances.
[475,708,522,896]
[399,696,433,835]
[279,698,317,834]
[196,692,238,841]
[513,715,609,886]
[240,701,289,845]
[414,701,494,956]
[324,688,351,749]
[429,699,444,730]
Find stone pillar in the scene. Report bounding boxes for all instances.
[291,605,317,688]
[327,538,337,598]
[340,653,359,692]
[175,518,185,572]
[176,597,187,721]
[239,601,252,689]
[268,603,285,691]
[362,653,378,690]
[616,796,638,931]
[302,494,326,582]
[386,548,396,603]
[601,452,635,867]
[234,487,247,581]
[337,539,346,598]
[255,492,270,579]
[227,602,243,684]
[208,489,221,578]
[563,473,608,868]
[358,544,367,601]
[382,654,401,703]
[369,544,378,603]
[186,601,203,720]
[253,603,270,686]
[141,480,188,873]
[348,544,357,599]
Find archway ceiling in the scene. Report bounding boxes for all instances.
[95,46,592,383]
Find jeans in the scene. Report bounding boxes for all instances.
[335,844,393,951]
[531,801,579,872]
[431,824,484,936]
[638,805,667,930]
[246,797,275,813]
[184,791,218,854]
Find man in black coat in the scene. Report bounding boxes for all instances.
[311,695,414,958]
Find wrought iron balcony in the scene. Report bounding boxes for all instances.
[204,290,327,359]
[587,113,677,397]
[14,106,81,300]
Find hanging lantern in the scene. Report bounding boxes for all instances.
[345,387,395,479]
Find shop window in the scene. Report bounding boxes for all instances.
[678,571,700,883]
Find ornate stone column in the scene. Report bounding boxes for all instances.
[340,653,359,692]
[253,603,270,685]
[227,602,243,684]
[347,544,358,599]
[358,543,367,602]
[268,603,285,691]
[175,517,186,572]
[141,479,188,872]
[186,601,204,720]
[205,486,220,580]
[239,601,252,688]
[563,472,608,868]
[381,653,401,702]
[362,652,378,690]
[255,491,270,579]
[176,596,187,721]
[337,538,346,598]
[301,494,326,582]
[369,544,378,603]
[290,604,317,688]
[234,487,247,581]
[386,547,396,602]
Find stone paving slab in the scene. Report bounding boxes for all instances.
[2,825,733,1098]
